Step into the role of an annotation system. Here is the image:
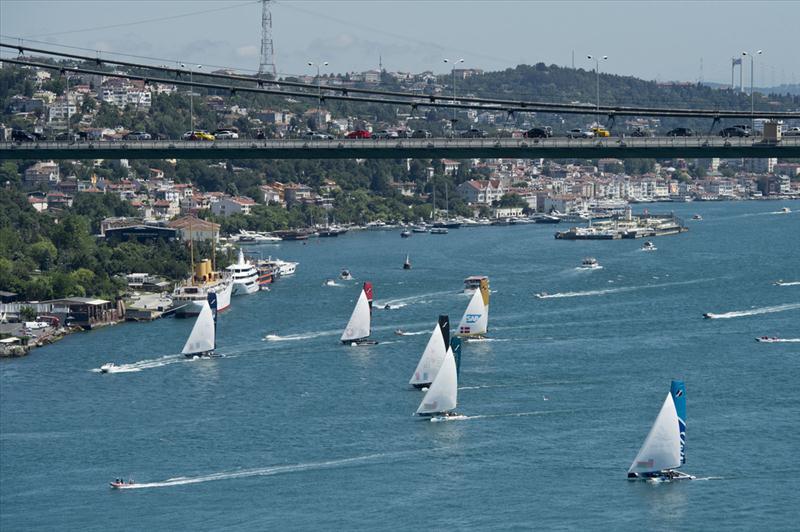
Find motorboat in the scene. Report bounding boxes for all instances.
[780,207,791,213]
[692,214,703,220]
[755,336,780,343]
[534,292,548,299]
[400,230,411,238]
[100,363,116,373]
[429,227,448,234]
[533,213,561,224]
[110,478,136,489]
[324,279,337,286]
[642,241,657,251]
[340,269,353,280]
[256,257,298,277]
[578,257,602,269]
[412,225,429,233]
[234,229,281,244]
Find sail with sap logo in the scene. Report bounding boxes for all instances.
[456,280,489,337]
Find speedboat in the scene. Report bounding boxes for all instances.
[324,279,336,286]
[578,257,602,269]
[702,313,713,319]
[395,329,406,336]
[100,363,116,373]
[755,336,780,343]
[340,269,353,280]
[110,478,135,489]
[534,292,548,299]
[642,241,657,251]
[780,207,791,213]
[692,214,703,220]
[400,230,411,238]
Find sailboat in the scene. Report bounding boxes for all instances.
[341,282,378,345]
[456,277,490,338]
[403,254,412,270]
[182,293,218,358]
[415,345,463,420]
[627,380,694,482]
[409,315,450,389]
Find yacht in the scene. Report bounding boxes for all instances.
[430,227,449,234]
[412,225,429,233]
[234,229,281,244]
[172,259,233,317]
[226,249,259,295]
[578,257,602,269]
[257,257,298,277]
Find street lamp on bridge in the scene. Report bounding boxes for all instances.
[742,50,763,131]
[443,57,464,131]
[307,61,329,130]
[180,63,202,134]
[587,54,608,125]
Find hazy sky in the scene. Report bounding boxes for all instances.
[1,0,798,86]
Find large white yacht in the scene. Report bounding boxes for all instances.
[226,248,260,295]
[172,259,233,317]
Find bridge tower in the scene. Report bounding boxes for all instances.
[731,57,743,92]
[258,0,277,78]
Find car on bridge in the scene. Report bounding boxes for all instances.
[302,131,334,140]
[784,127,800,137]
[11,129,36,142]
[372,130,399,139]
[123,131,152,140]
[523,127,552,138]
[213,128,239,139]
[460,128,488,138]
[591,126,611,137]
[182,130,215,141]
[346,130,371,139]
[566,128,594,139]
[719,126,750,138]
[666,127,695,137]
[411,129,432,138]
[630,127,654,137]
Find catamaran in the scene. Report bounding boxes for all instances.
[415,346,463,420]
[627,380,695,482]
[456,278,490,338]
[409,315,450,389]
[341,282,378,345]
[182,294,218,358]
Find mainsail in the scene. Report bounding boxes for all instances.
[457,281,489,336]
[670,380,686,465]
[409,315,449,386]
[182,300,215,355]
[341,287,371,342]
[416,347,458,415]
[628,392,682,474]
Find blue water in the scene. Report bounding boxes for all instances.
[2,201,799,530]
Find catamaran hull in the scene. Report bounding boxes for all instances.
[627,471,695,482]
[341,339,379,346]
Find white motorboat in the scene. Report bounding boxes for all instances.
[692,214,703,220]
[627,380,695,482]
[642,241,657,251]
[100,363,116,373]
[226,249,259,296]
[340,269,353,280]
[780,207,791,214]
[578,257,602,269]
[257,257,298,277]
[233,229,281,244]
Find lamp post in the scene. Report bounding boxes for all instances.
[64,70,71,142]
[181,63,202,134]
[307,61,329,130]
[742,50,762,132]
[443,58,464,130]
[587,54,608,124]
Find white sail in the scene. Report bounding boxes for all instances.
[628,393,682,474]
[181,301,215,355]
[416,347,458,415]
[341,289,371,342]
[409,324,447,386]
[457,289,488,336]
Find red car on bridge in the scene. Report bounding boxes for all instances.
[346,130,371,139]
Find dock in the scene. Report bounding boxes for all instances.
[555,211,688,240]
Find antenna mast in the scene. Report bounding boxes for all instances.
[259,0,277,78]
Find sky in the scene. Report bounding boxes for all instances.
[1,0,798,87]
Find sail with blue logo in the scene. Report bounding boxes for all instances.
[670,380,686,465]
[456,282,489,337]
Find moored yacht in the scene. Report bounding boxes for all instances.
[226,249,260,295]
[172,259,233,317]
[256,257,298,277]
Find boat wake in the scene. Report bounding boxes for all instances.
[756,338,800,343]
[263,330,338,342]
[374,290,456,310]
[774,281,800,287]
[91,354,183,373]
[536,279,711,299]
[432,409,578,422]
[703,303,800,319]
[394,330,428,336]
[108,451,419,490]
[463,337,508,343]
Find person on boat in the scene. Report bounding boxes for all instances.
[384,304,391,310]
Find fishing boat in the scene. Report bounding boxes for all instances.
[456,278,489,338]
[642,241,657,251]
[341,282,378,346]
[627,380,695,482]
[403,255,411,270]
[182,294,218,358]
[409,315,450,389]
[578,257,602,269]
[226,248,259,295]
[415,346,462,420]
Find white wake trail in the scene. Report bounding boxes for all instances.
[536,278,712,299]
[93,354,184,373]
[775,281,800,287]
[263,330,339,342]
[704,303,800,319]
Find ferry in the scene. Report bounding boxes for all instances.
[463,275,489,294]
[172,259,233,317]
[226,249,259,295]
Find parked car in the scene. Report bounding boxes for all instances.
[124,131,152,140]
[591,126,611,137]
[460,128,487,138]
[411,129,432,138]
[213,129,239,139]
[523,127,552,138]
[11,129,36,142]
[182,130,215,141]
[783,127,800,137]
[345,130,371,139]
[719,126,750,138]
[666,127,694,137]
[566,128,594,139]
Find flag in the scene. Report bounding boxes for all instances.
[732,58,742,66]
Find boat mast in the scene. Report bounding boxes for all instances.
[189,217,195,281]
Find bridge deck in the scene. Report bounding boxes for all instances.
[2,137,798,160]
